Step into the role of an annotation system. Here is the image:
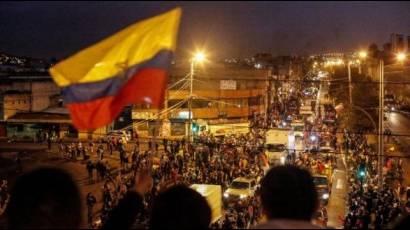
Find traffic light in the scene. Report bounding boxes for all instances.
[357,163,366,181]
[192,123,199,134]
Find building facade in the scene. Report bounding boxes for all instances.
[1,91,31,120]
[0,75,109,140]
[390,33,407,53]
[132,63,270,137]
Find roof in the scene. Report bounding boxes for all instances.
[0,75,53,83]
[4,90,31,95]
[7,112,71,124]
[42,107,69,115]
[170,62,270,80]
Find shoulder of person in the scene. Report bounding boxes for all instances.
[253,219,322,229]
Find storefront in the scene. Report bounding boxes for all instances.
[6,112,72,141]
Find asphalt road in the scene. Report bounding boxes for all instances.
[385,111,410,151]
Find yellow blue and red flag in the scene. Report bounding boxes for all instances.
[49,8,181,130]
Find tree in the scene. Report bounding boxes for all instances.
[329,66,378,131]
[368,43,380,59]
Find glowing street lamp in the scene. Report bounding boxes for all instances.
[188,51,206,143]
[193,52,206,63]
[358,51,367,59]
[396,52,406,63]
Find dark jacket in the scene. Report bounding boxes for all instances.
[101,191,143,229]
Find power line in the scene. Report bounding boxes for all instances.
[167,73,190,90]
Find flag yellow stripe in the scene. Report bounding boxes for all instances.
[50,8,181,87]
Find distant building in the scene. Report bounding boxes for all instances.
[383,43,392,53]
[0,75,59,137]
[0,74,109,140]
[132,63,270,137]
[408,36,410,52]
[5,108,107,141]
[1,90,31,120]
[390,33,406,53]
[0,75,60,117]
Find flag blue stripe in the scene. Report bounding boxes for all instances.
[62,49,173,104]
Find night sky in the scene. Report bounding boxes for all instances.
[1,1,410,60]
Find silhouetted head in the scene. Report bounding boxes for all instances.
[6,167,82,229]
[392,213,410,229]
[260,165,318,221]
[150,185,211,229]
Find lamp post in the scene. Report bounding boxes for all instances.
[378,58,384,188]
[358,51,368,75]
[348,61,353,106]
[188,52,205,145]
[376,52,406,187]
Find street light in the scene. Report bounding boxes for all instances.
[357,51,367,74]
[188,51,206,144]
[193,52,206,63]
[359,51,368,59]
[396,52,406,63]
[375,53,406,188]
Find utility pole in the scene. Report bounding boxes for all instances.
[358,62,362,75]
[378,59,384,188]
[264,69,270,126]
[348,61,353,105]
[188,60,194,145]
[29,79,33,112]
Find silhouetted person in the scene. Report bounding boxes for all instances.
[101,167,152,229]
[15,152,22,174]
[255,165,319,229]
[393,214,410,229]
[5,167,81,229]
[47,135,52,150]
[86,160,94,184]
[87,192,97,227]
[150,185,212,229]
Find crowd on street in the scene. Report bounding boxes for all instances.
[0,179,8,216]
[77,100,340,229]
[343,130,408,229]
[3,78,410,229]
[85,116,269,228]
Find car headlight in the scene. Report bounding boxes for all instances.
[224,193,229,198]
[240,194,247,199]
[322,193,329,200]
[280,156,286,165]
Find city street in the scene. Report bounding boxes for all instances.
[385,111,410,187]
[386,111,410,150]
[0,142,136,228]
[1,2,410,229]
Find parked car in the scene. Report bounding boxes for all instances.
[223,177,258,206]
[313,175,331,205]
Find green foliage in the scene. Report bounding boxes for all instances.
[329,66,379,131]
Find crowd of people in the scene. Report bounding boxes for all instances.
[85,118,269,228]
[0,179,8,215]
[58,137,126,161]
[343,130,408,229]
[80,108,343,229]
[3,82,410,229]
[4,163,371,229]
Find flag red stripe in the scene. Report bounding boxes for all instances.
[66,68,167,130]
